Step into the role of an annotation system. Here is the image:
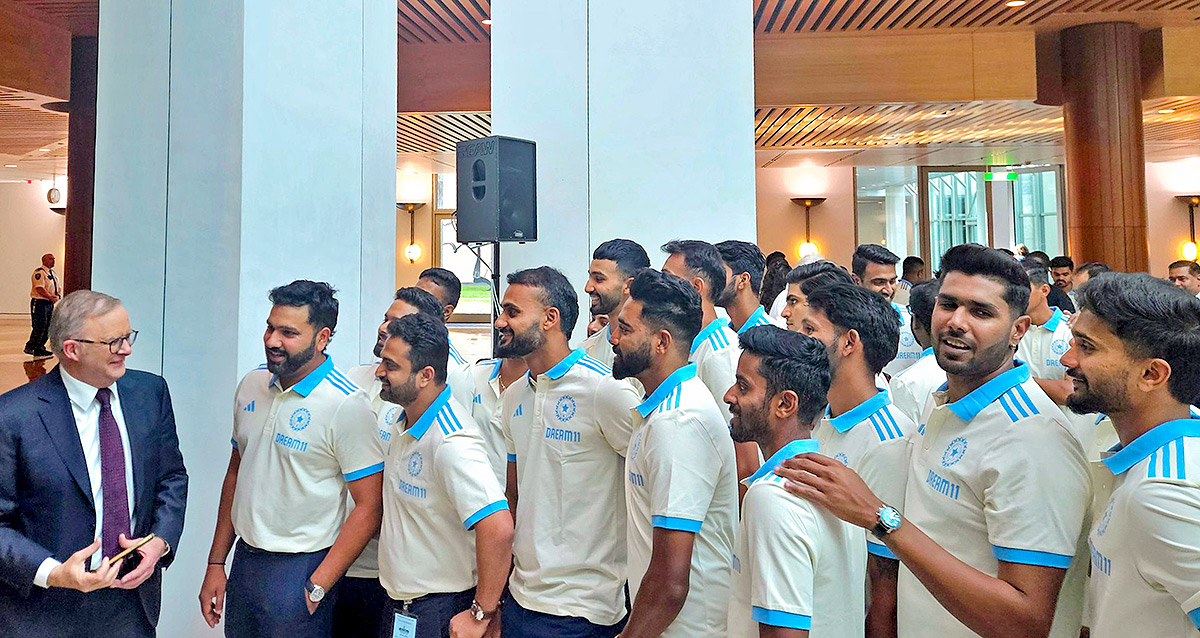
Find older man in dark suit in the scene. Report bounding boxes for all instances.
[0,290,188,637]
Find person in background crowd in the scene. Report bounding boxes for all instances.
[1049,256,1075,308]
[770,254,826,320]
[200,281,384,638]
[498,267,641,638]
[588,312,609,337]
[661,240,759,485]
[777,244,1090,638]
[799,283,914,638]
[0,291,187,637]
[1018,263,1075,407]
[1023,255,1074,313]
[417,267,463,324]
[611,268,737,638]
[1073,261,1111,291]
[1167,260,1200,298]
[759,251,791,313]
[1015,244,1030,259]
[1027,250,1051,265]
[24,253,60,358]
[581,239,651,368]
[779,261,853,333]
[725,326,866,638]
[375,314,513,638]
[1060,273,1200,638]
[888,281,945,426]
[336,285,446,638]
[894,256,924,305]
[853,245,922,377]
[716,240,784,334]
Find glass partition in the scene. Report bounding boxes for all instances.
[855,166,920,259]
[926,169,988,271]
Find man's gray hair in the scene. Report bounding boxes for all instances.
[49,290,123,356]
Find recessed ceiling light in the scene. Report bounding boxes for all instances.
[1005,0,1027,7]
[481,18,492,25]
[884,134,899,140]
[38,148,50,152]
[4,164,16,168]
[1158,108,1176,114]
[931,112,952,119]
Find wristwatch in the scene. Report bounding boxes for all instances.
[871,504,903,539]
[304,578,325,604]
[470,599,499,622]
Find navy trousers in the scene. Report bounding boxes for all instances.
[0,587,153,638]
[25,298,52,351]
[225,541,339,638]
[379,589,475,638]
[500,593,625,638]
[332,576,388,637]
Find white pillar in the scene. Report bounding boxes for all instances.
[92,1,396,635]
[884,185,909,259]
[491,0,756,333]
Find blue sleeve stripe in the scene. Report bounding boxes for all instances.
[991,545,1072,568]
[344,462,385,482]
[230,437,238,450]
[464,500,509,530]
[751,606,812,630]
[867,539,898,560]
[506,454,517,462]
[1187,607,1200,629]
[651,515,702,533]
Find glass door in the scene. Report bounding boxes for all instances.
[921,168,989,271]
[1010,167,1063,256]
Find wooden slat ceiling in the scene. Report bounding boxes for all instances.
[398,0,491,44]
[0,86,67,180]
[753,0,1200,32]
[755,97,1200,148]
[397,111,491,153]
[2,0,97,35]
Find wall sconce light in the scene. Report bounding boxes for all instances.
[791,197,826,259]
[398,202,425,263]
[1177,195,1200,261]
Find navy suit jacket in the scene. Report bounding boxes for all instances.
[0,366,188,627]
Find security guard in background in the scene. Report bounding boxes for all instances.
[25,253,59,358]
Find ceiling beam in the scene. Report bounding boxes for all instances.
[398,39,489,112]
[0,2,71,99]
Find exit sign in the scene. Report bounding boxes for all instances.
[985,172,1017,181]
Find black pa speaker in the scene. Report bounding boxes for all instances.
[455,136,537,243]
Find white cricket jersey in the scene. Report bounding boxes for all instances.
[581,324,614,369]
[342,363,398,579]
[728,439,866,638]
[231,357,385,553]
[1017,308,1072,380]
[378,387,508,601]
[446,340,475,411]
[345,362,385,413]
[901,362,1090,638]
[690,317,741,426]
[503,349,642,625]
[883,303,923,377]
[889,348,946,426]
[468,358,509,485]
[734,306,784,335]
[1089,419,1200,638]
[626,364,738,638]
[815,388,916,559]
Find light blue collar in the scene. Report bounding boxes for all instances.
[827,389,890,433]
[746,439,819,483]
[945,362,1031,422]
[737,307,769,335]
[545,349,586,380]
[404,386,452,440]
[636,363,697,417]
[1102,418,1200,475]
[891,302,908,325]
[691,318,731,355]
[485,359,503,381]
[275,355,335,398]
[1042,307,1065,332]
[921,347,934,357]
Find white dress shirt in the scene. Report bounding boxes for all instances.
[34,366,136,587]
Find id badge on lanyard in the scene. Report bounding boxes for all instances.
[392,600,418,638]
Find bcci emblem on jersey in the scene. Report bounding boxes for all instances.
[408,451,423,477]
[289,408,312,432]
[1051,339,1070,355]
[835,452,850,466]
[385,406,400,427]
[942,437,968,467]
[900,332,915,347]
[555,395,577,423]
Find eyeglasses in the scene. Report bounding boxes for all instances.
[71,330,139,354]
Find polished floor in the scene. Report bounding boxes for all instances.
[0,314,493,396]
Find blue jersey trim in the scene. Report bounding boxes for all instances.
[946,362,1030,422]
[747,439,818,483]
[464,499,509,530]
[736,306,771,335]
[546,349,587,380]
[751,607,812,630]
[690,317,731,355]
[506,453,517,463]
[636,364,697,417]
[1187,606,1200,629]
[344,462,384,482]
[230,437,238,450]
[1104,419,1200,475]
[991,545,1072,568]
[827,389,891,433]
[290,356,336,397]
[867,539,898,560]
[651,515,702,533]
[405,386,453,440]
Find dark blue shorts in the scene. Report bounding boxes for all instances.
[500,593,625,638]
[225,540,338,638]
[379,589,474,638]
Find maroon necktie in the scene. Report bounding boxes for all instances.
[95,388,130,559]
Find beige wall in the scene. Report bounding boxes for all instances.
[394,169,437,291]
[756,163,856,267]
[0,182,66,314]
[1146,158,1200,277]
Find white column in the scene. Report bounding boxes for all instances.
[884,185,909,258]
[491,0,756,335]
[92,2,396,635]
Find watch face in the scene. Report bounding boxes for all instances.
[309,585,325,602]
[881,507,902,529]
[471,602,485,621]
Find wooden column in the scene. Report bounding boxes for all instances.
[64,36,97,293]
[1061,22,1148,272]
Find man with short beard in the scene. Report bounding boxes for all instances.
[852,245,922,378]
[375,313,513,638]
[496,266,641,638]
[723,326,866,638]
[1058,273,1200,638]
[776,244,1090,638]
[715,240,783,334]
[611,268,737,638]
[200,281,384,638]
[581,239,650,368]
